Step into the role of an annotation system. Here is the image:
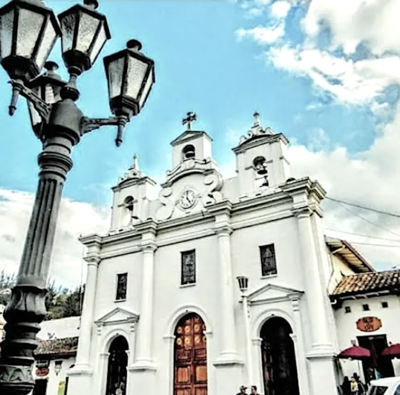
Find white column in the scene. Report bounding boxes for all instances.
[73,252,100,371]
[242,294,253,386]
[296,209,332,353]
[215,220,240,363]
[132,236,157,369]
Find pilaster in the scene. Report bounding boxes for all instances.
[214,214,241,365]
[131,230,157,371]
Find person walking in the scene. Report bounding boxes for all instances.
[236,385,248,395]
[341,376,351,395]
[353,373,367,395]
[250,385,260,395]
[350,376,359,394]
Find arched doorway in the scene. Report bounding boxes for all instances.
[260,317,300,395]
[174,313,207,395]
[105,336,128,395]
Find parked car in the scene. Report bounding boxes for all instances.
[367,377,400,395]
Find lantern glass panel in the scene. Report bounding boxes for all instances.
[0,9,14,60]
[60,13,76,53]
[89,23,107,63]
[76,12,100,54]
[107,56,125,99]
[36,22,58,70]
[126,55,149,100]
[16,8,45,58]
[139,69,154,108]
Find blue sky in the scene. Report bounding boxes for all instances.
[1,0,400,287]
[0,0,379,204]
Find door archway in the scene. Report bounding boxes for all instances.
[105,336,128,395]
[173,313,207,395]
[260,317,300,395]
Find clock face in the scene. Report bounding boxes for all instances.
[179,189,197,209]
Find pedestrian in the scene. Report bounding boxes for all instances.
[341,376,351,395]
[236,385,248,395]
[350,376,359,394]
[353,373,366,395]
[250,385,259,395]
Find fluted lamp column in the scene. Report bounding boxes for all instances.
[0,0,156,394]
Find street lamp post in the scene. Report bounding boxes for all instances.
[0,1,155,394]
[237,275,253,388]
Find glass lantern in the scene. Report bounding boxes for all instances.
[0,0,60,81]
[103,40,155,119]
[58,0,110,74]
[26,61,66,140]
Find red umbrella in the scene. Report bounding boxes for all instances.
[338,345,371,360]
[382,343,400,357]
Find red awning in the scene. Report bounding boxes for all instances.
[338,345,371,359]
[382,343,400,357]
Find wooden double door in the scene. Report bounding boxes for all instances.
[174,313,208,395]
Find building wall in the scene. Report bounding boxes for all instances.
[335,295,400,381]
[34,357,76,395]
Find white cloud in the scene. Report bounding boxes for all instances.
[302,0,400,56]
[268,45,400,105]
[237,24,285,45]
[0,190,109,289]
[271,1,291,18]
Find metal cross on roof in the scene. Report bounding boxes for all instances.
[182,111,197,131]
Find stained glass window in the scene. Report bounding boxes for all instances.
[260,244,277,276]
[181,250,196,285]
[116,273,127,301]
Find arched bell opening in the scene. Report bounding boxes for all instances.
[182,144,196,160]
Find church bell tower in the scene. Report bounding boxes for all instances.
[110,155,156,231]
[233,113,291,197]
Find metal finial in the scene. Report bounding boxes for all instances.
[253,111,261,127]
[84,0,99,9]
[127,39,142,52]
[133,154,139,170]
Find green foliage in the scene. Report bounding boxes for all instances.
[0,271,84,320]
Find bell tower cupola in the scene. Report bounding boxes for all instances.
[110,155,156,231]
[170,112,213,168]
[233,112,291,197]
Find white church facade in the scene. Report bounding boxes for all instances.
[63,113,388,395]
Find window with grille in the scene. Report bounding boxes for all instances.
[260,244,277,276]
[181,250,196,285]
[116,273,128,301]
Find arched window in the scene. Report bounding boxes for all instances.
[182,144,195,160]
[105,336,128,395]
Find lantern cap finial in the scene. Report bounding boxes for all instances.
[127,39,142,52]
[44,61,59,72]
[84,0,99,9]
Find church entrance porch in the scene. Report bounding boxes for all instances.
[174,313,207,395]
[260,317,300,395]
[106,336,128,395]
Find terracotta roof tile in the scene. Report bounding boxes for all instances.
[34,337,78,357]
[332,270,400,297]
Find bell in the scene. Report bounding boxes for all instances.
[184,149,195,160]
[256,163,268,176]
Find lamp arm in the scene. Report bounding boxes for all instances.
[9,80,51,121]
[81,115,129,147]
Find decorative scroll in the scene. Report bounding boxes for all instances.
[260,244,277,277]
